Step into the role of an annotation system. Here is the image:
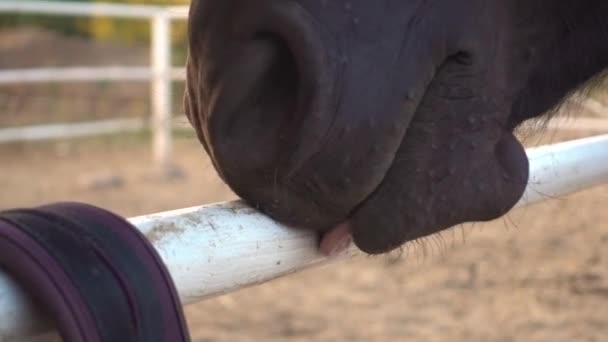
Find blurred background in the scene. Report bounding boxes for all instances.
[2,1,608,341]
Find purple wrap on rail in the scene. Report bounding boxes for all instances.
[0,202,191,342]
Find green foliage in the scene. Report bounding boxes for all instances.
[86,0,190,64]
[86,0,189,44]
[0,0,94,37]
[0,0,190,60]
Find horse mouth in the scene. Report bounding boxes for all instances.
[319,127,529,256]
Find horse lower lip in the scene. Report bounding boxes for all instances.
[494,132,529,184]
[319,222,352,256]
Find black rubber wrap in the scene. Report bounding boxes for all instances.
[0,202,191,342]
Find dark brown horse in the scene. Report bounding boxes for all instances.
[183,0,608,255]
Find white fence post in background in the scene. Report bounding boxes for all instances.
[151,12,176,177]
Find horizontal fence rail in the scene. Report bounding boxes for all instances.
[0,118,146,143]
[0,1,188,19]
[1,134,608,340]
[0,67,186,84]
[0,118,193,144]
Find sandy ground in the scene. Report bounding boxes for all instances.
[2,128,608,342]
[3,27,608,342]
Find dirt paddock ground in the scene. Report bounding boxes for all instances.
[2,25,608,342]
[1,127,608,341]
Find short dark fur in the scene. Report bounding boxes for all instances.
[184,0,608,254]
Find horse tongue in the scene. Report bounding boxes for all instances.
[319,222,353,257]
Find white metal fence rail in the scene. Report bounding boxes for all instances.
[0,1,189,175]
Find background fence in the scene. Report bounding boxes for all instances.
[2,0,608,175]
[0,0,189,176]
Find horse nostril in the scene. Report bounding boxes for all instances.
[253,31,299,82]
[203,33,303,185]
[248,31,302,131]
[187,1,341,228]
[204,2,337,176]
